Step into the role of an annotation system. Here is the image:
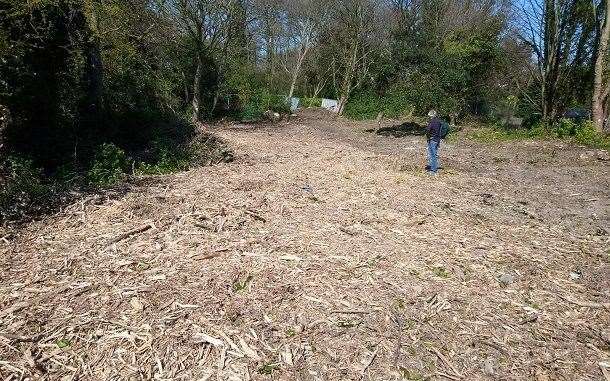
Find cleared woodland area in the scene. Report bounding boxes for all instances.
[1,110,609,380]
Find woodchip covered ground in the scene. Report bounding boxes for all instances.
[1,109,609,380]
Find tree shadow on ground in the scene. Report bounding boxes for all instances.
[366,122,426,138]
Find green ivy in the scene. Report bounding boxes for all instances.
[87,143,130,186]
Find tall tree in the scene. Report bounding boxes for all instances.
[593,0,610,132]
[516,0,596,123]
[252,0,284,91]
[329,0,384,115]
[165,0,232,121]
[281,0,326,98]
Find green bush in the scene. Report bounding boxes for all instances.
[344,89,421,121]
[301,97,322,108]
[344,67,468,120]
[554,118,578,138]
[573,121,609,149]
[528,122,549,138]
[135,139,192,175]
[0,156,52,220]
[239,100,263,121]
[343,92,382,120]
[87,143,130,186]
[467,119,610,150]
[237,91,291,121]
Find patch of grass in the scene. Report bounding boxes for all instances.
[393,298,406,310]
[232,275,253,292]
[285,328,297,338]
[573,121,610,149]
[258,363,280,375]
[307,194,322,203]
[467,119,610,151]
[337,320,361,328]
[398,367,426,380]
[301,97,322,108]
[466,126,538,143]
[56,339,71,348]
[432,266,450,278]
[136,262,151,271]
[524,298,541,310]
[407,346,418,356]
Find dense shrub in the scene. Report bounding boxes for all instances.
[344,90,416,120]
[345,79,467,121]
[573,121,610,149]
[135,140,192,176]
[467,119,610,150]
[301,98,322,108]
[554,118,579,138]
[343,92,382,120]
[236,91,291,121]
[87,143,130,186]
[0,157,53,221]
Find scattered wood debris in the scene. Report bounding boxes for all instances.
[0,109,608,379]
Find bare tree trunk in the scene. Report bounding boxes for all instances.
[83,3,104,122]
[337,38,359,116]
[192,53,203,122]
[312,77,325,100]
[266,32,276,90]
[84,38,104,119]
[337,64,355,115]
[183,72,189,103]
[288,73,298,99]
[212,92,220,115]
[593,0,610,132]
[287,67,299,99]
[287,49,308,99]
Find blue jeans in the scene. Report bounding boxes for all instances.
[427,140,440,172]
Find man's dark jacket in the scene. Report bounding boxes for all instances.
[426,117,442,142]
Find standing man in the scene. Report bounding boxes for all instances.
[426,110,442,174]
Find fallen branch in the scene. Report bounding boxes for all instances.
[339,226,357,236]
[108,223,154,245]
[192,248,232,260]
[330,310,371,315]
[557,294,610,310]
[245,209,266,222]
[436,372,462,381]
[429,347,464,379]
[360,349,378,380]
[0,332,43,343]
[479,340,509,356]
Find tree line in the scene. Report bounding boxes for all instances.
[0,0,608,180]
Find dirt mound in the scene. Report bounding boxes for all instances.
[190,132,235,165]
[367,121,426,138]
